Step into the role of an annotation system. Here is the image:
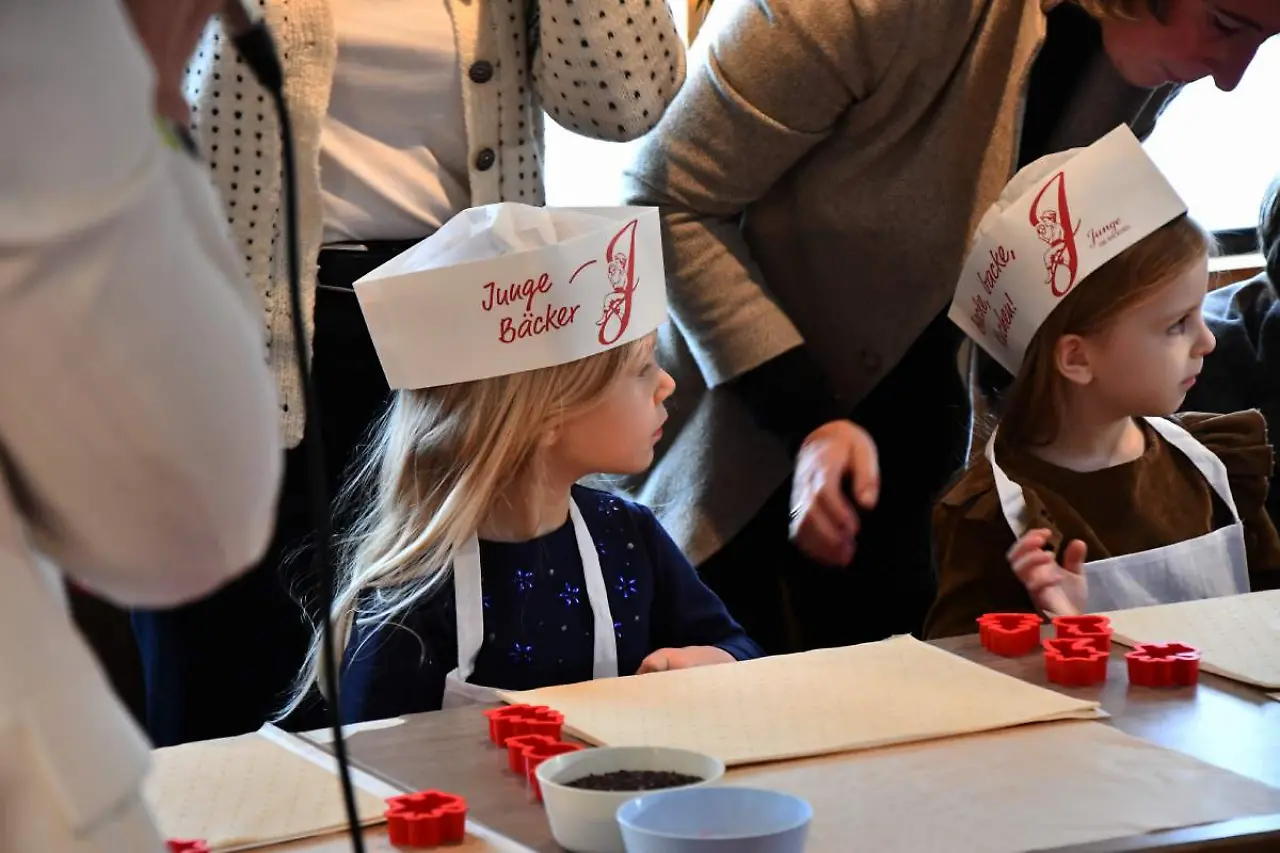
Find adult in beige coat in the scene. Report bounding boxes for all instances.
[624,0,1279,653]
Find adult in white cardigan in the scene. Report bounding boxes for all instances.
[1,1,282,850]
[132,0,687,746]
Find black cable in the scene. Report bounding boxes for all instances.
[231,21,368,853]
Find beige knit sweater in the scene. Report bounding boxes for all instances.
[185,0,685,445]
[622,0,1175,565]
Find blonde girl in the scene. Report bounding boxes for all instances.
[283,205,761,719]
[925,128,1280,638]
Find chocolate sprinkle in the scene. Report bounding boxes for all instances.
[565,770,703,791]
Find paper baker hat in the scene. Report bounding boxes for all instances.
[355,203,668,390]
[948,125,1188,373]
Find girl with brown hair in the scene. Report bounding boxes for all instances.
[926,128,1280,637]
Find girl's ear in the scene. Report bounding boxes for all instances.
[538,425,560,450]
[1054,333,1095,387]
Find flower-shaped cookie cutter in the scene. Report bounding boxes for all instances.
[1043,637,1109,687]
[1125,642,1201,688]
[385,790,468,848]
[504,733,557,774]
[522,740,584,801]
[1052,614,1114,653]
[167,841,211,853]
[484,704,564,746]
[977,612,1043,657]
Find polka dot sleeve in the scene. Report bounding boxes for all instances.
[533,0,686,142]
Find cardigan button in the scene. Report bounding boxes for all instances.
[475,148,496,171]
[858,349,882,371]
[469,60,494,83]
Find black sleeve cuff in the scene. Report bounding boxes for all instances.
[725,346,846,456]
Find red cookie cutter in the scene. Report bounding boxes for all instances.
[385,790,468,848]
[1125,642,1201,688]
[484,704,564,746]
[1043,637,1109,687]
[504,733,556,774]
[1052,614,1114,653]
[167,842,210,853]
[522,740,584,801]
[977,613,1043,657]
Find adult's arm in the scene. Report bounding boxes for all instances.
[622,0,912,393]
[534,0,686,142]
[0,0,283,608]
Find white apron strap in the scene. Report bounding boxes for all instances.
[985,417,1242,540]
[447,494,619,694]
[570,497,620,679]
[984,429,1031,538]
[451,533,487,682]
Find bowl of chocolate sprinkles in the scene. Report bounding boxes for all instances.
[536,746,725,853]
[566,770,704,792]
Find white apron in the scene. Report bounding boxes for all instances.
[986,417,1250,613]
[442,497,619,708]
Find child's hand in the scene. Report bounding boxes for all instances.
[637,646,735,675]
[1007,529,1088,617]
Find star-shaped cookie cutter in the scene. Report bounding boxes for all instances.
[384,790,468,848]
[1124,642,1201,688]
[1043,637,1109,687]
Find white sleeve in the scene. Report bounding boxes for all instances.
[0,0,284,608]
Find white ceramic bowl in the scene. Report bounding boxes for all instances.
[616,786,812,853]
[536,746,725,853]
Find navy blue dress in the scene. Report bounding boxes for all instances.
[339,487,764,723]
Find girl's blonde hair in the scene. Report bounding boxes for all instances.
[996,214,1213,449]
[279,337,650,717]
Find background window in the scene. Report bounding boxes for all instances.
[544,13,1279,257]
[1144,37,1280,254]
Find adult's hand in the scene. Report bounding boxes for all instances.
[788,420,879,567]
[121,0,222,126]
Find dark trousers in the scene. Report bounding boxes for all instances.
[699,312,970,655]
[131,244,407,746]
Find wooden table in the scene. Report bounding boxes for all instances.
[309,633,1280,852]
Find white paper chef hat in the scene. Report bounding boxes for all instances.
[355,203,668,390]
[948,125,1188,373]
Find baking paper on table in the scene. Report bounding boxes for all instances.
[1101,590,1280,689]
[145,725,389,851]
[501,635,1101,766]
[727,721,1280,853]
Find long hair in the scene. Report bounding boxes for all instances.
[279,338,650,717]
[995,214,1212,450]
